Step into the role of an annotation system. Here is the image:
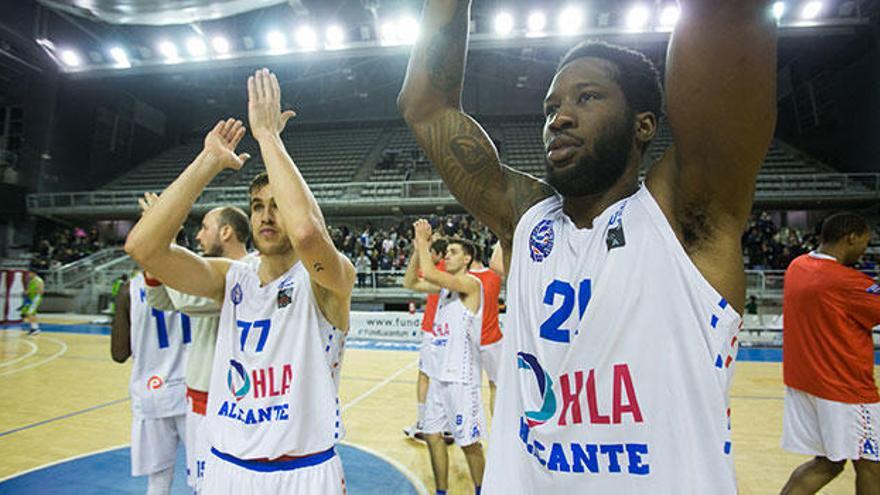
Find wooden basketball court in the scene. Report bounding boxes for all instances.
[0,321,873,494]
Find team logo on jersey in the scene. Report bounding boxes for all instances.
[605,201,627,251]
[529,219,555,262]
[277,277,295,309]
[227,359,251,401]
[517,352,557,427]
[139,288,146,303]
[231,283,243,305]
[146,375,164,390]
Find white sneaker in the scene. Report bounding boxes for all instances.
[403,423,425,441]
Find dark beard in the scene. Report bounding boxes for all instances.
[545,115,635,198]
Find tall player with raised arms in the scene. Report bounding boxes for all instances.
[126,68,354,494]
[399,0,776,492]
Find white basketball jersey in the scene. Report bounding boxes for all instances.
[483,186,741,494]
[206,260,345,459]
[432,282,483,384]
[129,273,189,419]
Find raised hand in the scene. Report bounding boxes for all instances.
[248,68,296,141]
[203,118,250,171]
[413,219,433,248]
[137,191,159,216]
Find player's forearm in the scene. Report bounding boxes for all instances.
[145,284,177,312]
[417,243,441,285]
[125,151,221,264]
[403,250,421,289]
[397,0,470,122]
[256,134,326,245]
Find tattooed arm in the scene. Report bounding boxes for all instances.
[398,0,554,245]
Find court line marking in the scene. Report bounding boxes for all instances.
[1,440,430,495]
[0,396,130,438]
[0,443,129,483]
[341,359,418,413]
[341,441,430,495]
[0,336,68,377]
[0,338,37,368]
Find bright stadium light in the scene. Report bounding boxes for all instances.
[626,5,651,30]
[398,17,420,44]
[211,36,230,54]
[325,25,345,48]
[266,31,287,52]
[60,49,81,67]
[772,2,786,20]
[295,26,317,50]
[186,37,207,57]
[527,11,547,36]
[659,4,680,28]
[157,40,179,61]
[380,21,398,45]
[558,6,585,35]
[494,12,514,36]
[108,46,129,67]
[801,1,822,19]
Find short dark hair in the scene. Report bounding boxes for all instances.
[249,171,270,196]
[429,239,448,256]
[447,237,476,268]
[216,206,251,244]
[471,243,483,262]
[557,40,663,119]
[820,213,870,244]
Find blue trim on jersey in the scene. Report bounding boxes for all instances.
[211,446,335,472]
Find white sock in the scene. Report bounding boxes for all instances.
[417,403,426,427]
[147,466,174,495]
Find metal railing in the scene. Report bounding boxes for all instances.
[746,268,879,298]
[46,247,128,290]
[27,174,879,216]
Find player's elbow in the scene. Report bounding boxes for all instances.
[110,347,129,363]
[125,230,162,266]
[289,222,322,250]
[397,92,422,124]
[397,91,444,125]
[124,231,148,261]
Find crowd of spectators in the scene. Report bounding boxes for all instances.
[742,211,878,271]
[30,226,107,271]
[27,212,877,277]
[328,215,498,287]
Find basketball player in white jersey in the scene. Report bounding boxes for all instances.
[140,196,251,494]
[406,218,486,495]
[399,1,776,492]
[125,68,355,494]
[111,272,189,495]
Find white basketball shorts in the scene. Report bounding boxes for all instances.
[203,446,346,495]
[782,386,880,462]
[418,331,438,378]
[131,414,186,477]
[423,379,485,447]
[185,405,208,491]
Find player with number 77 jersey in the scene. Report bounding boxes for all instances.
[124,68,355,494]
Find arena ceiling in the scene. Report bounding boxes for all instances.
[0,0,875,84]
